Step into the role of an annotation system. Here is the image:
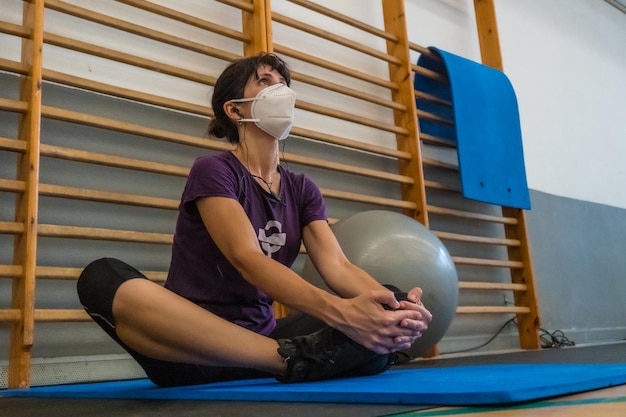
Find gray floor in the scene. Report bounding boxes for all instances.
[1,342,625,417]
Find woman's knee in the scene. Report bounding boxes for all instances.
[77,258,147,327]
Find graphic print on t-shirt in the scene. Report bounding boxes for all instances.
[257,220,286,257]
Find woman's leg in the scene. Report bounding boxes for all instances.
[78,258,391,385]
[77,258,285,386]
[112,278,284,373]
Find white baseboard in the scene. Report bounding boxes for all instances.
[437,326,626,355]
[1,354,144,389]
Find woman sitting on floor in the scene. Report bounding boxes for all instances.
[77,52,432,387]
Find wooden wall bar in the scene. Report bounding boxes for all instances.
[472,0,540,350]
[0,0,539,388]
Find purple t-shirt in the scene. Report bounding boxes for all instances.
[165,151,327,335]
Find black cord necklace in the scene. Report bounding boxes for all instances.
[250,173,274,194]
[241,135,279,198]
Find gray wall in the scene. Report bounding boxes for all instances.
[526,190,626,343]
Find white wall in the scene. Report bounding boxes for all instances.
[496,0,626,209]
[404,0,626,210]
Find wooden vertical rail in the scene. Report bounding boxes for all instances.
[504,209,540,349]
[242,0,271,54]
[473,0,503,70]
[9,0,44,389]
[473,0,541,349]
[384,0,435,356]
[242,0,288,318]
[382,0,428,227]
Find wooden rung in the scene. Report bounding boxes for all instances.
[422,157,458,171]
[43,67,213,117]
[0,264,22,278]
[434,231,521,247]
[0,97,28,113]
[408,41,437,57]
[296,100,409,135]
[424,180,461,192]
[274,44,398,90]
[290,126,411,160]
[458,281,528,291]
[427,205,518,225]
[285,152,414,184]
[272,12,400,65]
[34,266,82,280]
[37,224,173,244]
[414,90,452,107]
[8,144,175,188]
[44,141,411,192]
[5,150,413,219]
[117,0,249,41]
[0,136,27,152]
[419,133,456,148]
[457,306,531,314]
[0,309,21,322]
[0,221,24,235]
[288,0,398,42]
[320,188,417,211]
[452,256,525,269]
[0,309,93,323]
[416,109,454,126]
[413,64,448,84]
[39,183,179,210]
[45,0,241,63]
[2,264,167,282]
[215,0,254,12]
[40,143,190,177]
[34,266,168,282]
[144,271,168,283]
[292,71,406,111]
[34,309,90,322]
[44,31,216,86]
[0,64,184,119]
[0,21,28,39]
[40,105,229,151]
[0,57,28,75]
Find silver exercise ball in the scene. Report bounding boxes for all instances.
[302,210,459,358]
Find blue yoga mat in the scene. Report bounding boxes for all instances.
[3,364,626,405]
[415,47,531,210]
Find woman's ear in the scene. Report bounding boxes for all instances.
[224,101,242,121]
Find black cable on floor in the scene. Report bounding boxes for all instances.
[398,318,576,362]
[539,327,575,348]
[440,319,576,355]
[443,317,518,355]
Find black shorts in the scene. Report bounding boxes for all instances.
[77,258,325,387]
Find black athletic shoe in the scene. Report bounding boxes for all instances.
[276,326,393,383]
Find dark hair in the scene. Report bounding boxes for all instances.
[207,52,291,144]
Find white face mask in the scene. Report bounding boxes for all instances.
[231,84,296,140]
